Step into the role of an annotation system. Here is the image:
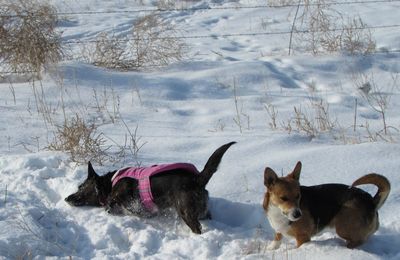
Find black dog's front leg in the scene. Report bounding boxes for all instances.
[106,196,124,215]
[178,208,202,234]
[175,193,202,234]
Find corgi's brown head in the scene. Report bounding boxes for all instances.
[264,161,303,221]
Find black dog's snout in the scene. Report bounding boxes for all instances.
[64,194,82,206]
[293,209,302,219]
[64,195,75,206]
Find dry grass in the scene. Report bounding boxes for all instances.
[90,32,127,70]
[0,0,63,75]
[265,103,278,130]
[231,79,251,133]
[106,118,147,167]
[268,0,297,6]
[47,115,109,165]
[291,0,376,55]
[24,71,146,165]
[352,72,398,139]
[273,97,337,139]
[157,0,202,9]
[129,13,186,69]
[241,226,268,255]
[92,86,121,124]
[82,13,186,71]
[341,16,376,55]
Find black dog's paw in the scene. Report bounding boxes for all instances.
[185,218,202,234]
[190,223,202,234]
[106,203,124,215]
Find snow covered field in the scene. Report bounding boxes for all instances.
[1,0,400,259]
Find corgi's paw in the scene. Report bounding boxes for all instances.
[267,240,281,250]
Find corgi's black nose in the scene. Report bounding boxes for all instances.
[293,209,302,219]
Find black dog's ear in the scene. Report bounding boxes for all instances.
[264,167,278,188]
[289,161,302,181]
[88,161,98,179]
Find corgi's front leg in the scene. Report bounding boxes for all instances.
[295,234,310,248]
[267,232,282,250]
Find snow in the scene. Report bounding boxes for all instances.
[1,0,400,259]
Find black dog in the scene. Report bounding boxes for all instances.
[65,142,235,234]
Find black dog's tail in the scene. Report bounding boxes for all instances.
[197,142,236,187]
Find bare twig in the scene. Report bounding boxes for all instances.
[288,0,302,55]
[14,207,73,255]
[353,98,358,132]
[4,185,7,206]
[8,82,16,105]
[120,117,147,165]
[354,72,397,136]
[264,103,278,129]
[232,79,243,133]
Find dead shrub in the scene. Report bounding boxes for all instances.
[82,13,186,70]
[48,115,109,165]
[268,0,297,6]
[0,0,63,74]
[157,0,201,9]
[130,13,186,68]
[281,98,336,138]
[340,16,376,55]
[352,72,398,138]
[264,103,278,130]
[292,0,376,55]
[157,0,176,9]
[90,32,127,70]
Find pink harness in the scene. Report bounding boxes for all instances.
[111,163,199,213]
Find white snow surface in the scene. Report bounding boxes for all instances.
[1,0,400,259]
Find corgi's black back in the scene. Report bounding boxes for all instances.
[300,184,376,232]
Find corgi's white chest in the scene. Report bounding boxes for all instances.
[267,204,291,235]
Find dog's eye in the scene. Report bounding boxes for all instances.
[280,196,288,202]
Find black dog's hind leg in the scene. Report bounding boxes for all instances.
[175,192,202,234]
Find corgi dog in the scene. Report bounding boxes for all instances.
[263,161,390,249]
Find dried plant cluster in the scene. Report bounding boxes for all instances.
[283,99,336,138]
[291,0,376,55]
[352,72,399,140]
[83,13,186,71]
[0,0,63,74]
[48,115,109,165]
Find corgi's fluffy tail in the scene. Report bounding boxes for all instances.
[197,142,236,187]
[352,173,391,210]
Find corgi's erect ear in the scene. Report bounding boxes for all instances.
[264,167,278,188]
[88,161,98,179]
[289,161,302,181]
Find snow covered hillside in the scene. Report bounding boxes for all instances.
[0,0,399,259]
